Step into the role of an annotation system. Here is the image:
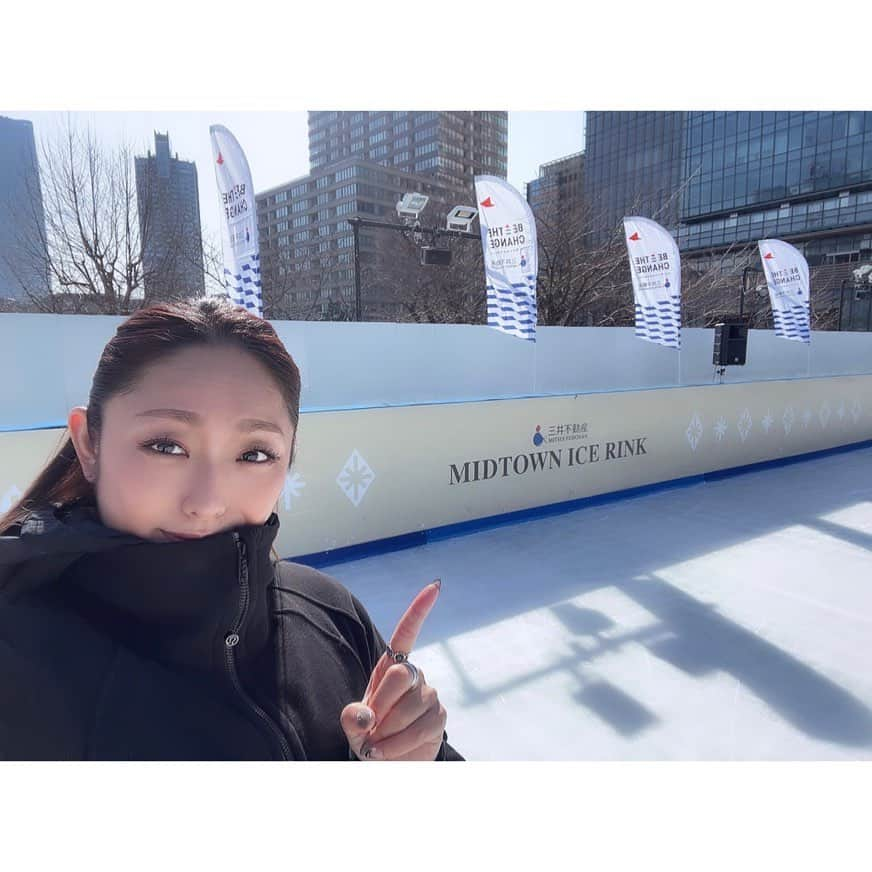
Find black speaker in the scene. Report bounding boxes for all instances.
[421,246,452,266]
[713,321,748,366]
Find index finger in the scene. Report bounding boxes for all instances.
[362,579,442,707]
[389,579,441,657]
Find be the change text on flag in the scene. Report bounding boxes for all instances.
[474,175,538,342]
[758,238,811,343]
[623,216,682,350]
[210,125,263,318]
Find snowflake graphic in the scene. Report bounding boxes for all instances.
[280,472,306,511]
[850,399,862,424]
[836,402,846,422]
[686,412,703,452]
[761,411,774,434]
[818,402,831,429]
[0,483,21,513]
[336,450,375,507]
[737,408,753,443]
[714,417,728,441]
[802,409,813,428]
[783,406,795,436]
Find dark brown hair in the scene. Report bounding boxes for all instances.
[0,298,301,535]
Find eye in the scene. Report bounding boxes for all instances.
[239,447,280,464]
[143,438,186,456]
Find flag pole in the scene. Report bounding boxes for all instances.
[533,338,538,395]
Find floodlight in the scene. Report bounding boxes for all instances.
[396,192,429,223]
[446,205,478,232]
[852,264,872,286]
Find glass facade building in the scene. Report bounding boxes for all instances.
[585,111,872,267]
[0,116,48,300]
[584,112,684,239]
[679,111,872,262]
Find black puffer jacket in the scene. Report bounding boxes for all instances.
[0,503,462,761]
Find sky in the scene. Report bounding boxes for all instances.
[2,110,585,244]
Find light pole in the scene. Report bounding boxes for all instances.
[349,216,362,321]
[741,265,771,327]
[740,265,761,321]
[839,278,847,331]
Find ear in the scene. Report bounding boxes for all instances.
[67,406,99,483]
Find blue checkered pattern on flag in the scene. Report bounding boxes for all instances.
[223,252,263,315]
[623,217,682,350]
[758,239,811,344]
[210,124,263,318]
[474,175,538,342]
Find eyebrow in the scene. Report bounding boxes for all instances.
[134,408,286,436]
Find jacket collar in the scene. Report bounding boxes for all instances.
[1,502,281,674]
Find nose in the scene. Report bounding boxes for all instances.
[180,462,228,522]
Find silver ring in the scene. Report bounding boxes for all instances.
[402,660,419,688]
[386,644,409,663]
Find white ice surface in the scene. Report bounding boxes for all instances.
[323,447,872,760]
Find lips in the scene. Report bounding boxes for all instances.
[161,529,212,542]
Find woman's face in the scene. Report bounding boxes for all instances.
[68,344,295,542]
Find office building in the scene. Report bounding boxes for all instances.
[308,111,507,193]
[135,132,205,299]
[259,111,508,319]
[0,116,48,300]
[258,157,472,319]
[527,151,585,219]
[584,111,872,326]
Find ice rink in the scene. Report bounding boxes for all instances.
[322,445,872,760]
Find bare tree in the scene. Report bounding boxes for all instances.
[350,171,800,333]
[531,195,632,327]
[366,226,486,324]
[3,120,207,315]
[679,244,763,328]
[527,181,694,329]
[258,243,343,321]
[531,164,828,333]
[674,243,842,331]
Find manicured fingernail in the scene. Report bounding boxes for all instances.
[432,578,442,591]
[362,745,383,761]
[356,707,375,729]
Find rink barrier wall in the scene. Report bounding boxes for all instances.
[1,373,870,562]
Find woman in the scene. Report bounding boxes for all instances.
[0,298,461,761]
